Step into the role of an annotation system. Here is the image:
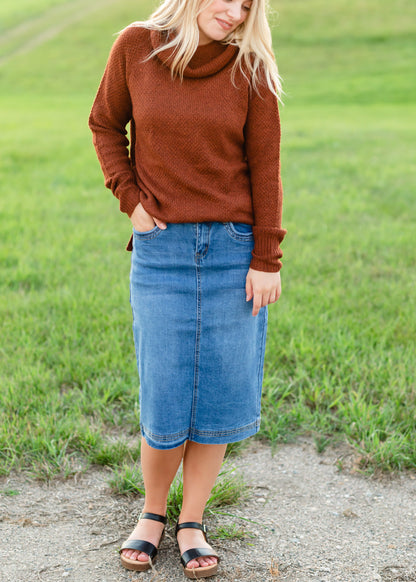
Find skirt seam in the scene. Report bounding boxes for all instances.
[140,419,260,444]
[193,419,260,437]
[256,307,268,417]
[140,423,189,442]
[189,228,201,437]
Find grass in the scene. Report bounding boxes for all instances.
[108,464,145,496]
[0,0,415,479]
[166,466,248,523]
[0,0,69,34]
[210,523,255,541]
[259,105,416,471]
[108,464,248,524]
[0,488,20,497]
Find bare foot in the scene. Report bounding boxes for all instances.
[176,526,218,569]
[121,516,165,563]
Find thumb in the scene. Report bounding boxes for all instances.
[153,217,167,230]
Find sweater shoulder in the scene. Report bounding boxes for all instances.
[117,23,151,44]
[112,24,152,60]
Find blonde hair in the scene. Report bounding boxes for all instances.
[125,0,283,101]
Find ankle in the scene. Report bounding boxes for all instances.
[178,513,204,525]
[142,503,167,517]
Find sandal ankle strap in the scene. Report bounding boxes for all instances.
[140,512,167,524]
[175,521,208,540]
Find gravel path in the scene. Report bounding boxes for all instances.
[1,439,415,582]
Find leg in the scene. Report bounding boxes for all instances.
[122,437,184,563]
[177,441,227,569]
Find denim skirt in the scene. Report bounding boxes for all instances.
[129,222,268,450]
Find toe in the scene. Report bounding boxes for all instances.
[187,559,200,569]
[121,549,150,563]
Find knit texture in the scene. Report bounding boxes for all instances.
[89,25,286,271]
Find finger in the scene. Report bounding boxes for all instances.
[269,291,277,304]
[153,217,167,230]
[246,276,253,302]
[252,293,262,317]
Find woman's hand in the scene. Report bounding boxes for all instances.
[245,268,282,317]
[130,203,167,232]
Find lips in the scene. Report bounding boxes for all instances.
[215,18,233,30]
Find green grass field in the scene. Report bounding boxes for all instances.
[1,0,415,479]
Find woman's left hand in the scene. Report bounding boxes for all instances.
[245,268,282,317]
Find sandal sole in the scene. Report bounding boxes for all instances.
[184,563,218,579]
[120,554,155,571]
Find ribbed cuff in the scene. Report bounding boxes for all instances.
[119,187,141,217]
[250,226,287,272]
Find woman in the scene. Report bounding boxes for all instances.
[89,0,286,578]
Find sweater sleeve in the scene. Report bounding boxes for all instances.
[88,30,140,216]
[244,80,287,272]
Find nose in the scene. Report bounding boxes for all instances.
[226,2,243,22]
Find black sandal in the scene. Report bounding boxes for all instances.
[119,512,167,571]
[175,521,220,579]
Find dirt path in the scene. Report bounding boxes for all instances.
[1,439,415,582]
[0,0,117,67]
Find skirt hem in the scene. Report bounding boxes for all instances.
[140,420,260,450]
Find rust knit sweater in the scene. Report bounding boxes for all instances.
[89,25,286,271]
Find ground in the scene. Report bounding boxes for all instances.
[1,439,415,582]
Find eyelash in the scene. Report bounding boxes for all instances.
[224,1,252,12]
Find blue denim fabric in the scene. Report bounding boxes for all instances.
[129,222,268,450]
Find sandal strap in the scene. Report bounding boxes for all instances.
[119,539,158,559]
[175,521,208,540]
[119,514,167,557]
[181,547,220,568]
[139,512,167,524]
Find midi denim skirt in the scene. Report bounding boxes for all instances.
[129,222,268,450]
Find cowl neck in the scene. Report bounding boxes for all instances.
[150,30,238,78]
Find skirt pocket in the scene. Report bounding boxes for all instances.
[133,225,162,240]
[224,222,254,243]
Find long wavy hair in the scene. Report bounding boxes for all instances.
[125,0,283,100]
